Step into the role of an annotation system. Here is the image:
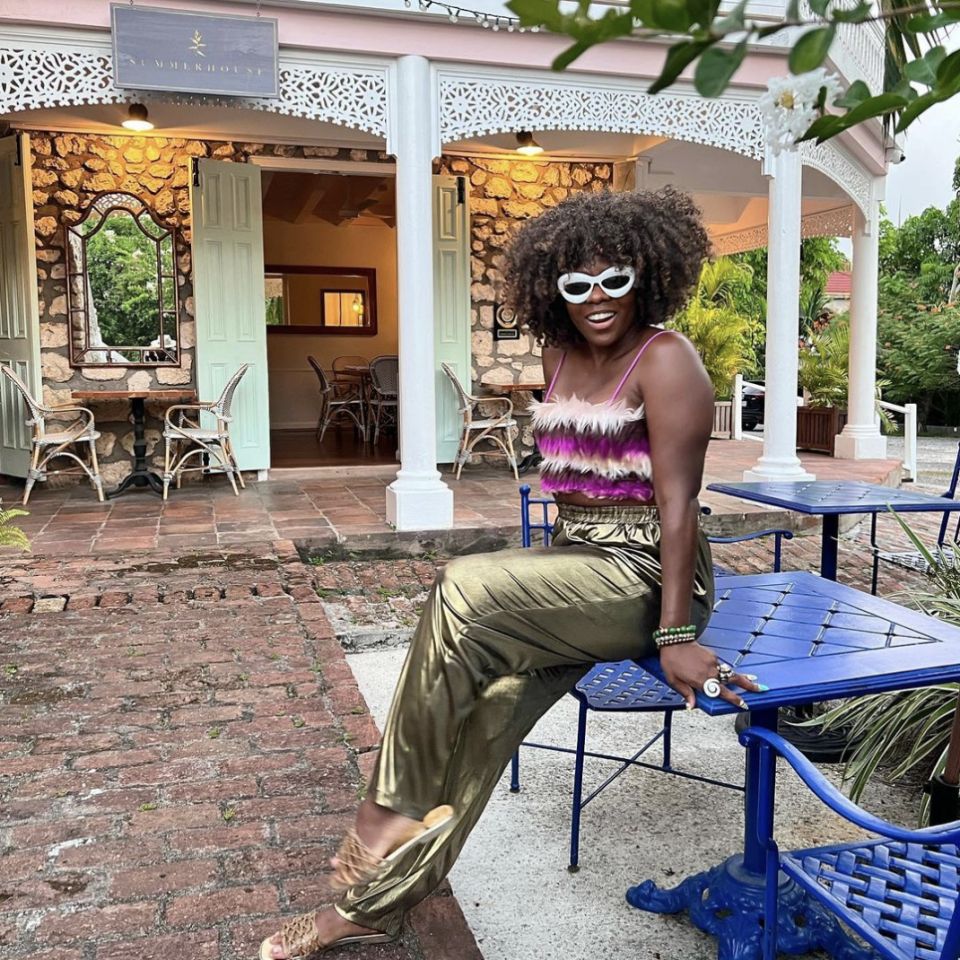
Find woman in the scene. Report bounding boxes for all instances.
[261,187,762,959]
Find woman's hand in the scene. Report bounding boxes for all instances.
[659,642,762,711]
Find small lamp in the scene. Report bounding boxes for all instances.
[122,103,154,132]
[515,131,544,157]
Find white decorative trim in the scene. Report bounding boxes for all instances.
[710,204,855,254]
[800,139,871,218]
[0,36,391,141]
[436,68,766,160]
[711,225,770,256]
[801,205,855,240]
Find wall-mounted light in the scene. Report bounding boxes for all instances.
[515,131,544,157]
[122,103,154,132]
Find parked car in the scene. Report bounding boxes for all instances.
[742,383,764,431]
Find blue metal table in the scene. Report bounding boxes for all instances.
[707,480,960,581]
[628,570,960,960]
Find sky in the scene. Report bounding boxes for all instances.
[884,30,960,223]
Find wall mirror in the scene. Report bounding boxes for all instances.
[66,192,180,366]
[264,265,378,336]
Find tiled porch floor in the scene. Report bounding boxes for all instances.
[0,440,903,556]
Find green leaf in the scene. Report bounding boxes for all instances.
[647,0,694,32]
[906,9,960,32]
[551,40,593,71]
[830,0,871,21]
[936,48,960,89]
[895,89,948,131]
[841,90,910,125]
[694,39,748,97]
[506,0,564,30]
[713,0,749,34]
[807,0,830,14]
[785,0,800,21]
[889,78,919,102]
[788,25,836,75]
[834,79,871,108]
[903,46,947,86]
[649,38,713,94]
[797,113,845,143]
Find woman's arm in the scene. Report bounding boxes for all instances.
[640,333,756,710]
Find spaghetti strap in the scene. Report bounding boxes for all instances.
[543,353,566,402]
[609,329,672,403]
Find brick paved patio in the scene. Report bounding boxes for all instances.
[0,440,901,556]
[0,441,941,960]
[0,542,481,960]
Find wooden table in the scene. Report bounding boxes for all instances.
[73,389,197,497]
[339,365,373,435]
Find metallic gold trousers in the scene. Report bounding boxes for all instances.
[337,503,715,935]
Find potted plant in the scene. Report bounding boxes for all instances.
[797,321,850,454]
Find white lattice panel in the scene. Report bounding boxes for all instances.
[0,43,389,139]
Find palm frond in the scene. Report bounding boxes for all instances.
[0,502,29,550]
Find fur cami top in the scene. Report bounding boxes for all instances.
[531,330,670,503]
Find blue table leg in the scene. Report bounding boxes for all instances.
[626,709,873,960]
[820,514,840,581]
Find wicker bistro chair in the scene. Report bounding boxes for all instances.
[512,485,793,870]
[331,355,369,383]
[441,363,519,481]
[870,441,960,595]
[0,365,104,505]
[161,364,249,500]
[744,725,960,960]
[308,356,366,442]
[368,355,399,444]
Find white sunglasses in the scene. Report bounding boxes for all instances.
[556,265,636,304]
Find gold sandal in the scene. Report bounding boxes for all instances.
[259,914,394,959]
[330,804,456,892]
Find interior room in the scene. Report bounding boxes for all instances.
[263,168,399,469]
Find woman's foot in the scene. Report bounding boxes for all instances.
[261,907,381,959]
[335,798,420,868]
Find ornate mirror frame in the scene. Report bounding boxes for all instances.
[65,191,181,368]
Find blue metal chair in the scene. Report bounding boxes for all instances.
[512,484,793,870]
[743,725,960,960]
[870,442,960,595]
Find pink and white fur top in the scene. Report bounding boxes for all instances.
[531,330,671,502]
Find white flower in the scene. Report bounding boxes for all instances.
[759,67,842,153]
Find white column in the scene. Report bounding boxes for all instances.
[386,55,454,531]
[745,148,815,482]
[835,202,887,460]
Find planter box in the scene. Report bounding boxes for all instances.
[796,406,848,455]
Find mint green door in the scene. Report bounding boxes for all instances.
[433,175,471,465]
[190,159,270,472]
[0,134,41,478]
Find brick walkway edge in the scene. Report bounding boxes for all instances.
[0,541,482,960]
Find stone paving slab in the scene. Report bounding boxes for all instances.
[0,541,479,960]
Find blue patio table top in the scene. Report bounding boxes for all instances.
[706,480,960,580]
[631,570,960,959]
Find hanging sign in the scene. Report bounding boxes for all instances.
[111,4,280,99]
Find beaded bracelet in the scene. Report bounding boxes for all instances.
[653,624,697,649]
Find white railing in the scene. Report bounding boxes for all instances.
[878,400,917,482]
[714,373,745,440]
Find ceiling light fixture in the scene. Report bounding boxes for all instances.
[122,103,154,132]
[515,131,544,157]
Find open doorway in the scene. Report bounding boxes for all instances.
[260,167,399,469]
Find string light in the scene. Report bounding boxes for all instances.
[402,0,526,31]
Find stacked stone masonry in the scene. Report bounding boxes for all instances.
[25,131,390,487]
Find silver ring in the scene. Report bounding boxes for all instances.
[717,662,734,684]
[703,678,722,698]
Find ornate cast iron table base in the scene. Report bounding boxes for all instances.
[627,855,874,960]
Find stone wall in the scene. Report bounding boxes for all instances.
[25,131,388,486]
[435,155,613,452]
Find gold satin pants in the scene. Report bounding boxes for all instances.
[337,503,715,936]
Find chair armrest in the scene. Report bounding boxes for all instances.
[708,530,794,545]
[472,395,513,419]
[740,726,960,844]
[42,404,95,422]
[164,402,215,425]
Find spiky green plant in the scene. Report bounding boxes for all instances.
[818,513,960,823]
[0,502,29,550]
